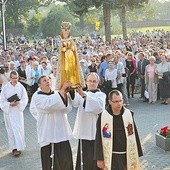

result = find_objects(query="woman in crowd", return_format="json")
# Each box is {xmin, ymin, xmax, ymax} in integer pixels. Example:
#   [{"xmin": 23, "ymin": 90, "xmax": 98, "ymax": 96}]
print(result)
[
  {"xmin": 104, "ymin": 60, "xmax": 117, "ymax": 97},
  {"xmin": 17, "ymin": 60, "xmax": 27, "ymax": 89},
  {"xmin": 0, "ymin": 63, "xmax": 10, "ymax": 92},
  {"xmin": 145, "ymin": 56, "xmax": 158, "ymax": 103},
  {"xmin": 125, "ymin": 52, "xmax": 136, "ymax": 98},
  {"xmin": 31, "ymin": 61, "xmax": 41, "ymax": 93},
  {"xmin": 155, "ymin": 54, "xmax": 170, "ymax": 104}
]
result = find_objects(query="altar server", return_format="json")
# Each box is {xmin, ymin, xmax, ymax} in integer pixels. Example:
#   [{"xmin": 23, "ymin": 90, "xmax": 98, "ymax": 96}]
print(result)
[
  {"xmin": 0, "ymin": 71, "xmax": 28, "ymax": 156},
  {"xmin": 72, "ymin": 72, "xmax": 106, "ymax": 170},
  {"xmin": 30, "ymin": 75, "xmax": 73, "ymax": 170}
]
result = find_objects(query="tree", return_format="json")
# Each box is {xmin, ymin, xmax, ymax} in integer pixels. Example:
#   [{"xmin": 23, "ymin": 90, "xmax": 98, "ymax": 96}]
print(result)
[
  {"xmin": 5, "ymin": 0, "xmax": 49, "ymax": 28},
  {"xmin": 92, "ymin": 0, "xmax": 115, "ymax": 43},
  {"xmin": 66, "ymin": 0, "xmax": 91, "ymax": 34},
  {"xmin": 102, "ymin": 2, "xmax": 112, "ymax": 43},
  {"xmin": 27, "ymin": 13, "xmax": 43, "ymax": 35},
  {"xmin": 114, "ymin": 0, "xmax": 149, "ymax": 39},
  {"xmin": 40, "ymin": 5, "xmax": 76, "ymax": 37}
]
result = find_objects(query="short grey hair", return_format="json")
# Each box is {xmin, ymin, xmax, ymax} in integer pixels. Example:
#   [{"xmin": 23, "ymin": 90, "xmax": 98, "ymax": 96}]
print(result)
[{"xmin": 149, "ymin": 56, "xmax": 156, "ymax": 61}]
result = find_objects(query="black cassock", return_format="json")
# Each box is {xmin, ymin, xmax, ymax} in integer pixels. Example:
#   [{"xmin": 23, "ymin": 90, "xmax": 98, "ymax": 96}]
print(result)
[{"xmin": 94, "ymin": 106, "xmax": 143, "ymax": 170}]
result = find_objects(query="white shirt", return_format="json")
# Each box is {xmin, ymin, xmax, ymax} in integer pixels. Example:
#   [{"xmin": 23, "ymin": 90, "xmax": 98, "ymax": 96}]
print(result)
[
  {"xmin": 105, "ymin": 68, "xmax": 118, "ymax": 88},
  {"xmin": 30, "ymin": 91, "xmax": 73, "ymax": 147},
  {"xmin": 115, "ymin": 62, "xmax": 125, "ymax": 84},
  {"xmin": 72, "ymin": 91, "xmax": 106, "ymax": 140}
]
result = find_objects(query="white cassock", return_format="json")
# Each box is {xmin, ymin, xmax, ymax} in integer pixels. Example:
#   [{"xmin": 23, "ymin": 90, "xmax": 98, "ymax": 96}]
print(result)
[
  {"xmin": 29, "ymin": 91, "xmax": 73, "ymax": 147},
  {"xmin": 72, "ymin": 90, "xmax": 106, "ymax": 140},
  {"xmin": 0, "ymin": 82, "xmax": 28, "ymax": 150}
]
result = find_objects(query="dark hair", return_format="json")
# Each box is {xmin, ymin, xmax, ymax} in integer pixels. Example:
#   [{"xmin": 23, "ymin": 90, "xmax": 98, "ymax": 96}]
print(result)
[
  {"xmin": 108, "ymin": 90, "xmax": 122, "ymax": 100},
  {"xmin": 28, "ymin": 57, "xmax": 33, "ymax": 62},
  {"xmin": 153, "ymin": 51, "xmax": 158, "ymax": 57},
  {"xmin": 10, "ymin": 71, "xmax": 18, "ymax": 78},
  {"xmin": 41, "ymin": 61, "xmax": 47, "ymax": 66},
  {"xmin": 106, "ymin": 53, "xmax": 112, "ymax": 59},
  {"xmin": 101, "ymin": 56, "xmax": 105, "ymax": 62},
  {"xmin": 139, "ymin": 52, "xmax": 145, "ymax": 57},
  {"xmin": 38, "ymin": 75, "xmax": 48, "ymax": 84}
]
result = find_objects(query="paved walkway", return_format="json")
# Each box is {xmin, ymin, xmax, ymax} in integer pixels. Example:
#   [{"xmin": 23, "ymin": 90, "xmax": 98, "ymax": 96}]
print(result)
[{"xmin": 0, "ymin": 95, "xmax": 170, "ymax": 170}]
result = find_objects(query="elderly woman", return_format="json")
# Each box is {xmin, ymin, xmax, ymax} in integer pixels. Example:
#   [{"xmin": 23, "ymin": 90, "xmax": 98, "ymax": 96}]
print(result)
[
  {"xmin": 145, "ymin": 56, "xmax": 158, "ymax": 103},
  {"xmin": 155, "ymin": 54, "xmax": 170, "ymax": 104},
  {"xmin": 31, "ymin": 61, "xmax": 42, "ymax": 93}
]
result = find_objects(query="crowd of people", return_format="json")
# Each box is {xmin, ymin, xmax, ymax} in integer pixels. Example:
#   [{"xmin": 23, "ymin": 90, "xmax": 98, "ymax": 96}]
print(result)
[{"xmin": 0, "ymin": 27, "xmax": 170, "ymax": 169}]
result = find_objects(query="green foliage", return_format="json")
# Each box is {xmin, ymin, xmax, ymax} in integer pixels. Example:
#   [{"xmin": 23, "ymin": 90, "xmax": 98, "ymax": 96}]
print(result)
[
  {"xmin": 111, "ymin": 15, "xmax": 122, "ymax": 35},
  {"xmin": 40, "ymin": 5, "xmax": 76, "ymax": 37},
  {"xmin": 5, "ymin": 0, "xmax": 48, "ymax": 28},
  {"xmin": 27, "ymin": 13, "xmax": 43, "ymax": 35},
  {"xmin": 167, "ymin": 129, "xmax": 170, "ymax": 138}
]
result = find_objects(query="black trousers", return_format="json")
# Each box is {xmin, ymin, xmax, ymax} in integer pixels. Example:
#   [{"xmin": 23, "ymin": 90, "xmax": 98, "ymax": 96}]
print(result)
[
  {"xmin": 41, "ymin": 141, "xmax": 73, "ymax": 170},
  {"xmin": 140, "ymin": 78, "xmax": 145, "ymax": 98},
  {"xmin": 111, "ymin": 153, "xmax": 127, "ymax": 170},
  {"xmin": 117, "ymin": 83, "xmax": 123, "ymax": 93},
  {"xmin": 75, "ymin": 139, "xmax": 99, "ymax": 170}
]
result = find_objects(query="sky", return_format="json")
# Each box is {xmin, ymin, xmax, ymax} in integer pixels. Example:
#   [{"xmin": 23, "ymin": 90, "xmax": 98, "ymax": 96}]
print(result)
[{"xmin": 158, "ymin": 0, "xmax": 170, "ymax": 2}]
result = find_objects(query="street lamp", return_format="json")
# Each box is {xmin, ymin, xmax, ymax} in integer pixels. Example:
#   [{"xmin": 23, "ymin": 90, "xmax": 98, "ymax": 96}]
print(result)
[{"xmin": 0, "ymin": 0, "xmax": 8, "ymax": 51}]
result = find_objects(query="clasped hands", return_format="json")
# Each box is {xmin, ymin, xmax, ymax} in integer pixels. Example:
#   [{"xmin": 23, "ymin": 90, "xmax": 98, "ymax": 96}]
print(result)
[{"xmin": 10, "ymin": 101, "xmax": 19, "ymax": 107}]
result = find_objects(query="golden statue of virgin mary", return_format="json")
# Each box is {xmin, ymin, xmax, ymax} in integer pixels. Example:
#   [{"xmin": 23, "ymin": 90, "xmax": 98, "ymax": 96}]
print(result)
[{"xmin": 56, "ymin": 22, "xmax": 85, "ymax": 89}]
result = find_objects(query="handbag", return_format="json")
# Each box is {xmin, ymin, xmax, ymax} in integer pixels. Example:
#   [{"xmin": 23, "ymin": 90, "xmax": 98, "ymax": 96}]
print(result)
[
  {"xmin": 144, "ymin": 89, "xmax": 149, "ymax": 99},
  {"xmin": 26, "ymin": 78, "xmax": 34, "ymax": 86}
]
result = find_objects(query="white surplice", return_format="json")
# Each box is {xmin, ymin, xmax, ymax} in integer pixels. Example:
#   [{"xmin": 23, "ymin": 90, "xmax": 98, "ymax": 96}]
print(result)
[
  {"xmin": 29, "ymin": 91, "xmax": 73, "ymax": 147},
  {"xmin": 0, "ymin": 82, "xmax": 28, "ymax": 150},
  {"xmin": 72, "ymin": 91, "xmax": 106, "ymax": 140}
]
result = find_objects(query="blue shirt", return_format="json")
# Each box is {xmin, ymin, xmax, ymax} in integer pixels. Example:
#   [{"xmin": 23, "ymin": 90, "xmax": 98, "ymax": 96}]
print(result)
[{"xmin": 98, "ymin": 61, "xmax": 108, "ymax": 80}]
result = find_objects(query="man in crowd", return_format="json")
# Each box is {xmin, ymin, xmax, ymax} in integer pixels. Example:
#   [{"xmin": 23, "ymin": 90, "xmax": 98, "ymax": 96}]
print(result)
[
  {"xmin": 98, "ymin": 53, "xmax": 113, "ymax": 84},
  {"xmin": 137, "ymin": 52, "xmax": 149, "ymax": 100},
  {"xmin": 29, "ymin": 76, "xmax": 74, "ymax": 170},
  {"xmin": 0, "ymin": 71, "xmax": 28, "ymax": 156},
  {"xmin": 94, "ymin": 90, "xmax": 143, "ymax": 170}
]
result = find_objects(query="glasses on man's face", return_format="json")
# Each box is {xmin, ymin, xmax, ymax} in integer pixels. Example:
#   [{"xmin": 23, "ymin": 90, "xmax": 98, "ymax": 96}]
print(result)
[
  {"xmin": 110, "ymin": 100, "xmax": 123, "ymax": 104},
  {"xmin": 86, "ymin": 80, "xmax": 98, "ymax": 83},
  {"xmin": 11, "ymin": 77, "xmax": 18, "ymax": 79}
]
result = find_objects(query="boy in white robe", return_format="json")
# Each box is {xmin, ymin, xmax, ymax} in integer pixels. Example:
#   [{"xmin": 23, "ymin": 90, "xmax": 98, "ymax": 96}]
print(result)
[
  {"xmin": 30, "ymin": 75, "xmax": 74, "ymax": 170},
  {"xmin": 0, "ymin": 71, "xmax": 28, "ymax": 156}
]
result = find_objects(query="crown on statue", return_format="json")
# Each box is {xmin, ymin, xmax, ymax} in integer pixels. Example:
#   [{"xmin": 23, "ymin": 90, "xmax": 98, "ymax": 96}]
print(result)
[{"xmin": 61, "ymin": 22, "xmax": 71, "ymax": 31}]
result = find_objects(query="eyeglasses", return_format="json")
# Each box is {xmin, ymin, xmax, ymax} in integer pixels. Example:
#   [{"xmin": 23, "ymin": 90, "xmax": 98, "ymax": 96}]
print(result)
[
  {"xmin": 86, "ymin": 80, "xmax": 98, "ymax": 83},
  {"xmin": 110, "ymin": 100, "xmax": 123, "ymax": 103},
  {"xmin": 11, "ymin": 77, "xmax": 18, "ymax": 79}
]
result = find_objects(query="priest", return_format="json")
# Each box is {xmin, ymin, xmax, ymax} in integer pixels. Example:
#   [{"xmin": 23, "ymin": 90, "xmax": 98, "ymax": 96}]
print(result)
[{"xmin": 94, "ymin": 90, "xmax": 143, "ymax": 170}]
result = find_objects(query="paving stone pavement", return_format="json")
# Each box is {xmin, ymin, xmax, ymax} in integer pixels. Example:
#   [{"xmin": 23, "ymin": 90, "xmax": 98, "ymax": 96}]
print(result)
[{"xmin": 0, "ymin": 95, "xmax": 170, "ymax": 170}]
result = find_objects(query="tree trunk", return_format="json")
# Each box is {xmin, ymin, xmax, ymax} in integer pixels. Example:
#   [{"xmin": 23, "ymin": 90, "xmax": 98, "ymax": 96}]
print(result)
[
  {"xmin": 121, "ymin": 6, "xmax": 127, "ymax": 39},
  {"xmin": 103, "ymin": 3, "xmax": 111, "ymax": 43}
]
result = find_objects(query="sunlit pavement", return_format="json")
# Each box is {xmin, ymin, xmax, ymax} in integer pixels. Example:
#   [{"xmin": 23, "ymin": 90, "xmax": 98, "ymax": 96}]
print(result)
[{"xmin": 0, "ymin": 94, "xmax": 170, "ymax": 170}]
